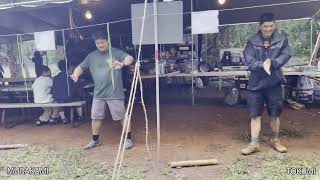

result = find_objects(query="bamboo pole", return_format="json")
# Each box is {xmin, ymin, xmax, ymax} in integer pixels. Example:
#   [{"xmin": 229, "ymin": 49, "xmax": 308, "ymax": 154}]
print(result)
[
  {"xmin": 169, "ymin": 159, "xmax": 219, "ymax": 168},
  {"xmin": 309, "ymin": 31, "xmax": 320, "ymax": 65},
  {"xmin": 0, "ymin": 144, "xmax": 27, "ymax": 150}
]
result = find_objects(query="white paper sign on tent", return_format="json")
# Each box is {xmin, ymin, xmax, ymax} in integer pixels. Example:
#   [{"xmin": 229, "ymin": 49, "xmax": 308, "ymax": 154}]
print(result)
[
  {"xmin": 192, "ymin": 10, "xmax": 219, "ymax": 35},
  {"xmin": 34, "ymin": 31, "xmax": 56, "ymax": 51},
  {"xmin": 131, "ymin": 1, "xmax": 183, "ymax": 45}
]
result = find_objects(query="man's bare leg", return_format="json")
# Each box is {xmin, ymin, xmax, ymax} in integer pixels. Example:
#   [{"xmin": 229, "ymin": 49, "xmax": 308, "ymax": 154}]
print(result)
[
  {"xmin": 251, "ymin": 116, "xmax": 261, "ymax": 144},
  {"xmin": 84, "ymin": 119, "xmax": 103, "ymax": 150},
  {"xmin": 241, "ymin": 116, "xmax": 261, "ymax": 155},
  {"xmin": 120, "ymin": 119, "xmax": 133, "ymax": 149},
  {"xmin": 92, "ymin": 119, "xmax": 103, "ymax": 135},
  {"xmin": 120, "ymin": 119, "xmax": 131, "ymax": 133},
  {"xmin": 270, "ymin": 117, "xmax": 287, "ymax": 153},
  {"xmin": 270, "ymin": 117, "xmax": 280, "ymax": 139}
]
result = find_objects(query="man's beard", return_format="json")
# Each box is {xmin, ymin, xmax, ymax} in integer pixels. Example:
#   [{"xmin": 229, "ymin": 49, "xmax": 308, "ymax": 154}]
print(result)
[{"xmin": 98, "ymin": 47, "xmax": 108, "ymax": 52}]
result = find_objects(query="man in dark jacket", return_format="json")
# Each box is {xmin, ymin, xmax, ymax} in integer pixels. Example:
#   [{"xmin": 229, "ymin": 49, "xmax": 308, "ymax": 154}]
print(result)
[
  {"xmin": 52, "ymin": 60, "xmax": 77, "ymax": 103},
  {"xmin": 32, "ymin": 51, "xmax": 43, "ymax": 77},
  {"xmin": 0, "ymin": 65, "xmax": 3, "ymax": 78},
  {"xmin": 52, "ymin": 60, "xmax": 83, "ymax": 124},
  {"xmin": 241, "ymin": 13, "xmax": 293, "ymax": 155}
]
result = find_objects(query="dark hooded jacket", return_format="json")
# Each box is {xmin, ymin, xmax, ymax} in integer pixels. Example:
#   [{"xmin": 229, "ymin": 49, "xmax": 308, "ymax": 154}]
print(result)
[{"xmin": 244, "ymin": 30, "xmax": 294, "ymax": 91}]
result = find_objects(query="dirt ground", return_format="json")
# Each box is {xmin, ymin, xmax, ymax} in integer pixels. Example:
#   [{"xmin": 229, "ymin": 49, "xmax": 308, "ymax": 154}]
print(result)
[{"xmin": 1, "ymin": 103, "xmax": 320, "ymax": 179}]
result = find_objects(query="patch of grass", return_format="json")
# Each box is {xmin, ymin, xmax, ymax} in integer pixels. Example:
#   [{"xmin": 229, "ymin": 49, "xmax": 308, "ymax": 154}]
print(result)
[
  {"xmin": 220, "ymin": 153, "xmax": 320, "ymax": 180},
  {"xmin": 280, "ymin": 127, "xmax": 304, "ymax": 138},
  {"xmin": 239, "ymin": 125, "xmax": 304, "ymax": 143},
  {"xmin": 239, "ymin": 131, "xmax": 272, "ymax": 143},
  {"xmin": 0, "ymin": 146, "xmax": 145, "ymax": 180}
]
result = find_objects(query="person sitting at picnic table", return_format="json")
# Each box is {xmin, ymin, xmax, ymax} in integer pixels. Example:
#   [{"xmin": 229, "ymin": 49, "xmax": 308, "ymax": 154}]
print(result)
[
  {"xmin": 52, "ymin": 60, "xmax": 83, "ymax": 124},
  {"xmin": 165, "ymin": 45, "xmax": 180, "ymax": 61},
  {"xmin": 0, "ymin": 65, "xmax": 4, "ymax": 78},
  {"xmin": 32, "ymin": 65, "xmax": 66, "ymax": 126},
  {"xmin": 0, "ymin": 65, "xmax": 4, "ymax": 86}
]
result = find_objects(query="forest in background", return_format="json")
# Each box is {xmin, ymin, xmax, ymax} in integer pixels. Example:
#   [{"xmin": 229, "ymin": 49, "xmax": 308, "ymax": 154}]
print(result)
[{"xmin": 201, "ymin": 18, "xmax": 314, "ymax": 67}]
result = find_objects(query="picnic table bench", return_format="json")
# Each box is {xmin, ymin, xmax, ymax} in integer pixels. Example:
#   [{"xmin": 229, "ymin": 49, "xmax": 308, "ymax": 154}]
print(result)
[
  {"xmin": 0, "ymin": 86, "xmax": 33, "ymax": 92},
  {"xmin": 0, "ymin": 101, "xmax": 86, "ymax": 128}
]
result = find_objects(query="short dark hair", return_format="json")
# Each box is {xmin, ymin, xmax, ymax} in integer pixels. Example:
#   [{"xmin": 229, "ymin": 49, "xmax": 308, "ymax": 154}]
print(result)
[
  {"xmin": 92, "ymin": 31, "xmax": 108, "ymax": 41},
  {"xmin": 259, "ymin": 13, "xmax": 276, "ymax": 25},
  {"xmin": 34, "ymin": 51, "xmax": 41, "ymax": 57},
  {"xmin": 58, "ymin": 60, "xmax": 68, "ymax": 71},
  {"xmin": 40, "ymin": 65, "xmax": 50, "ymax": 74}
]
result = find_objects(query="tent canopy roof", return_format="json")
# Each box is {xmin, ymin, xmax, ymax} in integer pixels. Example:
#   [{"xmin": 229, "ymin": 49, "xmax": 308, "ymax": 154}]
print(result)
[{"xmin": 0, "ymin": 0, "xmax": 319, "ymax": 37}]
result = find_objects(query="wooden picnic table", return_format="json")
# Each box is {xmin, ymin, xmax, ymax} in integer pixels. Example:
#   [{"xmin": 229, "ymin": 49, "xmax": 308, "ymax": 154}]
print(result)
[
  {"xmin": 0, "ymin": 85, "xmax": 33, "ymax": 92},
  {"xmin": 140, "ymin": 71, "xmax": 320, "ymax": 79},
  {"xmin": 0, "ymin": 101, "xmax": 87, "ymax": 128},
  {"xmin": 0, "ymin": 78, "xmax": 35, "ymax": 83}
]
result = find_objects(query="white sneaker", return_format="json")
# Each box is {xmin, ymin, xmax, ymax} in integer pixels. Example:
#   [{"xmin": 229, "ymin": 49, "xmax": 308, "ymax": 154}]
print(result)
[
  {"xmin": 84, "ymin": 140, "xmax": 101, "ymax": 150},
  {"xmin": 124, "ymin": 139, "xmax": 134, "ymax": 150}
]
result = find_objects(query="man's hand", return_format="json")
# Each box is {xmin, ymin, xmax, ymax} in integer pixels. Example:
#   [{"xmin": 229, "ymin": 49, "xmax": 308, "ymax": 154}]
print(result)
[
  {"xmin": 112, "ymin": 59, "xmax": 124, "ymax": 70},
  {"xmin": 70, "ymin": 66, "xmax": 83, "ymax": 82},
  {"xmin": 263, "ymin": 58, "xmax": 271, "ymax": 75},
  {"xmin": 70, "ymin": 74, "xmax": 79, "ymax": 82}
]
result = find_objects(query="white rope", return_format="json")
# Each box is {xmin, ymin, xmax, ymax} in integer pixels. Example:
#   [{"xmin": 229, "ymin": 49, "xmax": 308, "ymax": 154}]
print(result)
[
  {"xmin": 219, "ymin": 17, "xmax": 311, "ymax": 27},
  {"xmin": 0, "ymin": 0, "xmax": 72, "ymax": 9},
  {"xmin": 220, "ymin": 0, "xmax": 320, "ymax": 11},
  {"xmin": 0, "ymin": 16, "xmax": 312, "ymax": 38},
  {"xmin": 138, "ymin": 72, "xmax": 152, "ymax": 161},
  {"xmin": 111, "ymin": 0, "xmax": 150, "ymax": 179},
  {"xmin": 0, "ymin": 0, "xmax": 317, "ymax": 10},
  {"xmin": 115, "ymin": 65, "xmax": 139, "ymax": 180},
  {"xmin": 62, "ymin": 30, "xmax": 70, "ymax": 96}
]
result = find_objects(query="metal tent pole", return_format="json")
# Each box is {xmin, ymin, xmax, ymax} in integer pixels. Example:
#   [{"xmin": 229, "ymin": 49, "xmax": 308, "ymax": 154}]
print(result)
[
  {"xmin": 153, "ymin": 0, "xmax": 161, "ymax": 178},
  {"xmin": 191, "ymin": 0, "xmax": 195, "ymax": 105}
]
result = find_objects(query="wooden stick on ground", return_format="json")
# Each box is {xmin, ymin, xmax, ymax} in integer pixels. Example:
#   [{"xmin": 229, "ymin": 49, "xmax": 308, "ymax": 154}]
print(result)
[
  {"xmin": 0, "ymin": 144, "xmax": 27, "ymax": 150},
  {"xmin": 169, "ymin": 159, "xmax": 218, "ymax": 168}
]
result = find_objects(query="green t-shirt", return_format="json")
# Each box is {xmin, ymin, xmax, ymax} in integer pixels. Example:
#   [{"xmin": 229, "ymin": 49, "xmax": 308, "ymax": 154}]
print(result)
[{"xmin": 79, "ymin": 48, "xmax": 129, "ymax": 100}]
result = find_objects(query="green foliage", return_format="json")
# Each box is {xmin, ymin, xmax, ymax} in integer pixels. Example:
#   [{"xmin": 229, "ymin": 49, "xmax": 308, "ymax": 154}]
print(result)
[
  {"xmin": 0, "ymin": 146, "xmax": 145, "ymax": 180},
  {"xmin": 220, "ymin": 20, "xmax": 311, "ymax": 57},
  {"xmin": 219, "ymin": 24, "xmax": 258, "ymax": 49},
  {"xmin": 203, "ymin": 19, "xmax": 313, "ymax": 66},
  {"xmin": 221, "ymin": 153, "xmax": 320, "ymax": 180},
  {"xmin": 279, "ymin": 20, "xmax": 311, "ymax": 57}
]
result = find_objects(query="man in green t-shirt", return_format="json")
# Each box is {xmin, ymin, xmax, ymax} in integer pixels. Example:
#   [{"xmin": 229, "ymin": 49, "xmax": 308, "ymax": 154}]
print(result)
[{"xmin": 71, "ymin": 31, "xmax": 134, "ymax": 150}]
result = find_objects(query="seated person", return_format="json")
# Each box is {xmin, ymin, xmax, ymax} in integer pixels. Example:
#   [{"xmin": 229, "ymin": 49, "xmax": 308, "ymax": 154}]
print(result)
[
  {"xmin": 165, "ymin": 46, "xmax": 180, "ymax": 60},
  {"xmin": 0, "ymin": 65, "xmax": 3, "ymax": 86},
  {"xmin": 0, "ymin": 65, "xmax": 3, "ymax": 78},
  {"xmin": 32, "ymin": 65, "xmax": 65, "ymax": 126},
  {"xmin": 165, "ymin": 46, "xmax": 180, "ymax": 73},
  {"xmin": 52, "ymin": 60, "xmax": 83, "ymax": 124}
]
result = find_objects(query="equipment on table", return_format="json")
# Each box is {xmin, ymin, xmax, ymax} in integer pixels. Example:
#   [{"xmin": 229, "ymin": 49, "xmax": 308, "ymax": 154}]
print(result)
[
  {"xmin": 312, "ymin": 79, "xmax": 320, "ymax": 101},
  {"xmin": 295, "ymin": 76, "xmax": 314, "ymax": 104},
  {"xmin": 177, "ymin": 59, "xmax": 198, "ymax": 73},
  {"xmin": 224, "ymin": 88, "xmax": 240, "ymax": 106},
  {"xmin": 221, "ymin": 51, "xmax": 232, "ymax": 66},
  {"xmin": 221, "ymin": 49, "xmax": 244, "ymax": 66},
  {"xmin": 199, "ymin": 61, "xmax": 211, "ymax": 72}
]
